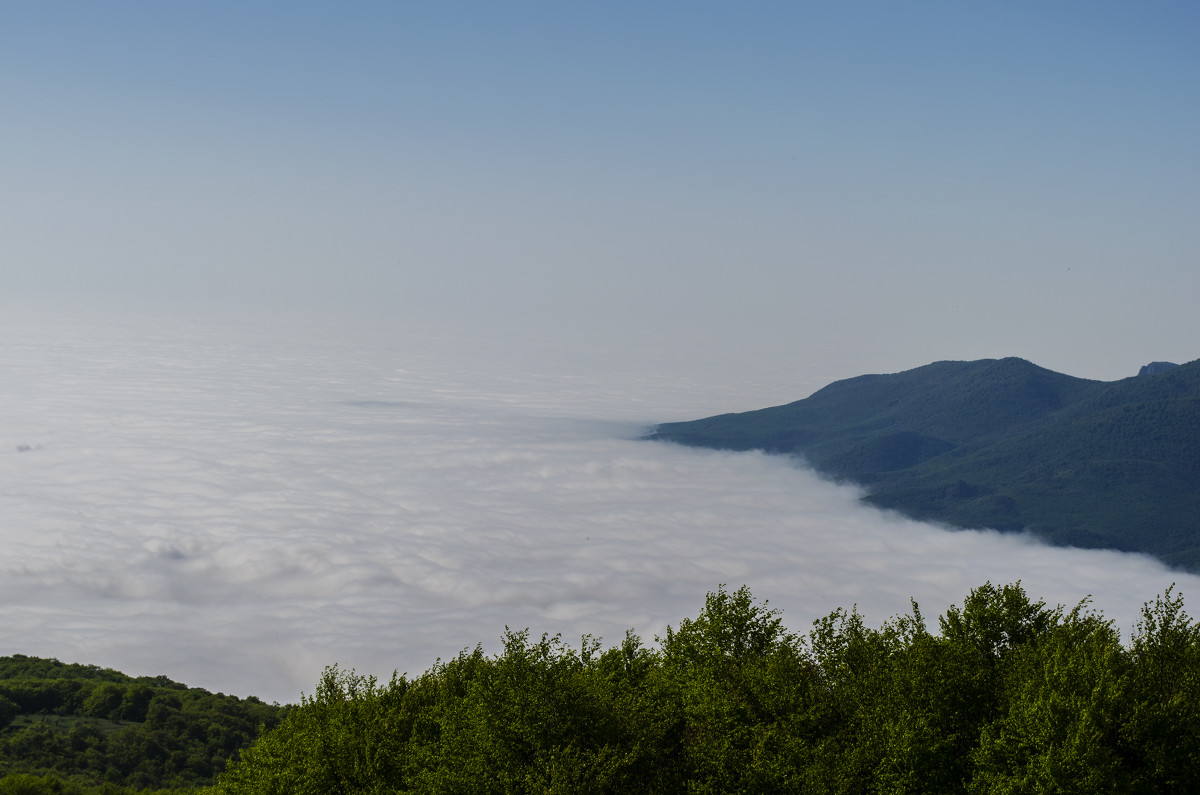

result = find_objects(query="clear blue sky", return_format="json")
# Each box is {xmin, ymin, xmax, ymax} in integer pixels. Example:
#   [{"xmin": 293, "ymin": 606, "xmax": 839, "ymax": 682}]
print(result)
[{"xmin": 3, "ymin": 1, "xmax": 1197, "ymax": 379}]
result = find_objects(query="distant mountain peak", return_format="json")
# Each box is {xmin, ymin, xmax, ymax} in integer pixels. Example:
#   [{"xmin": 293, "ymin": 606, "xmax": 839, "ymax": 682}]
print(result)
[
  {"xmin": 649, "ymin": 356, "xmax": 1200, "ymax": 571},
  {"xmin": 1138, "ymin": 361, "xmax": 1179, "ymax": 377}
]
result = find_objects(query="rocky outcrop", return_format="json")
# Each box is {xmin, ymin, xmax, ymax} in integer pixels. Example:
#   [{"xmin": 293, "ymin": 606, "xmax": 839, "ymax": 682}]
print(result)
[{"xmin": 1138, "ymin": 361, "xmax": 1180, "ymax": 376}]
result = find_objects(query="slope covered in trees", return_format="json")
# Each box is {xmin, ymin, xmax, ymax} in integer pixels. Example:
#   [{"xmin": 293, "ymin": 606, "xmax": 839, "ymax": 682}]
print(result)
[
  {"xmin": 213, "ymin": 583, "xmax": 1200, "ymax": 793},
  {"xmin": 647, "ymin": 357, "xmax": 1200, "ymax": 569},
  {"xmin": 0, "ymin": 656, "xmax": 285, "ymax": 793}
]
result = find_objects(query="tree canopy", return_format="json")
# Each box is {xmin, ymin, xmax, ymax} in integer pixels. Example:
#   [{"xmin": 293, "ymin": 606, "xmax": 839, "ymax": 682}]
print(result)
[{"xmin": 214, "ymin": 582, "xmax": 1200, "ymax": 793}]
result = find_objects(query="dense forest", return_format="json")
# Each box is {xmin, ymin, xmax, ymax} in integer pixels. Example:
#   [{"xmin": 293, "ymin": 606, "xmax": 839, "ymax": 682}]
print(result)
[
  {"xmin": 209, "ymin": 582, "xmax": 1200, "ymax": 793},
  {"xmin": 0, "ymin": 657, "xmax": 285, "ymax": 793},
  {"xmin": 648, "ymin": 357, "xmax": 1200, "ymax": 570}
]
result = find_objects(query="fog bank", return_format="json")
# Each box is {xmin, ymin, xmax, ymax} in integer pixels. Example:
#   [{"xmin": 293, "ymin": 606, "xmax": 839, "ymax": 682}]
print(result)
[{"xmin": 1, "ymin": 300, "xmax": 1192, "ymax": 703}]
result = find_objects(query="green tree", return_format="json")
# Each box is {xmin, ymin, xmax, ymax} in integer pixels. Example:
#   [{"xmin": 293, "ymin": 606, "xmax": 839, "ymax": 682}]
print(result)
[
  {"xmin": 213, "ymin": 664, "xmax": 408, "ymax": 794},
  {"xmin": 1121, "ymin": 586, "xmax": 1200, "ymax": 791},
  {"xmin": 81, "ymin": 684, "xmax": 124, "ymax": 720},
  {"xmin": 0, "ymin": 694, "xmax": 19, "ymax": 730},
  {"xmin": 939, "ymin": 581, "xmax": 1057, "ymax": 663},
  {"xmin": 659, "ymin": 585, "xmax": 818, "ymax": 793},
  {"xmin": 114, "ymin": 685, "xmax": 153, "ymax": 723},
  {"xmin": 969, "ymin": 601, "xmax": 1127, "ymax": 793}
]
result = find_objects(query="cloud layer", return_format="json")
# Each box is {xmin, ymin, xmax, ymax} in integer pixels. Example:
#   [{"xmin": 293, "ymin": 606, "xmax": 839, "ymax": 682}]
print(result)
[{"xmin": 1, "ymin": 300, "xmax": 1193, "ymax": 703}]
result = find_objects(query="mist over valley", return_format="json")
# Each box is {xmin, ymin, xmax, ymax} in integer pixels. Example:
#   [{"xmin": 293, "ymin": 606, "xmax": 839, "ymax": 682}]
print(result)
[{"xmin": 2, "ymin": 301, "xmax": 1194, "ymax": 705}]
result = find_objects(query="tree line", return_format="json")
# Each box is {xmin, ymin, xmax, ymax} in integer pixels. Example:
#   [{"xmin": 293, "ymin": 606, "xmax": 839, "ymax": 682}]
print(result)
[{"xmin": 213, "ymin": 582, "xmax": 1200, "ymax": 793}]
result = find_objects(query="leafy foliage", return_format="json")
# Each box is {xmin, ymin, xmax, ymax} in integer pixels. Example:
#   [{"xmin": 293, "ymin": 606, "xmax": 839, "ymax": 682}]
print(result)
[
  {"xmin": 215, "ymin": 583, "xmax": 1200, "ymax": 793},
  {"xmin": 648, "ymin": 357, "xmax": 1200, "ymax": 570},
  {"xmin": 0, "ymin": 656, "xmax": 285, "ymax": 793}
]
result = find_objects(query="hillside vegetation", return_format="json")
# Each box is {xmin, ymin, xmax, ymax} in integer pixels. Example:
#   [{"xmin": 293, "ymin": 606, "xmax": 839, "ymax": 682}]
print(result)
[
  {"xmin": 0, "ymin": 656, "xmax": 285, "ymax": 793},
  {"xmin": 211, "ymin": 583, "xmax": 1200, "ymax": 793},
  {"xmin": 647, "ymin": 357, "xmax": 1200, "ymax": 570}
]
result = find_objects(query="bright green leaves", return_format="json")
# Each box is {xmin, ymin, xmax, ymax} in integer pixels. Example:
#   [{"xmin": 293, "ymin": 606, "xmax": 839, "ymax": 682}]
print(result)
[
  {"xmin": 214, "ymin": 665, "xmax": 412, "ymax": 795},
  {"xmin": 214, "ymin": 583, "xmax": 1200, "ymax": 794},
  {"xmin": 1122, "ymin": 585, "xmax": 1200, "ymax": 790},
  {"xmin": 940, "ymin": 581, "xmax": 1057, "ymax": 663},
  {"xmin": 658, "ymin": 587, "xmax": 817, "ymax": 793},
  {"xmin": 661, "ymin": 585, "xmax": 794, "ymax": 667},
  {"xmin": 970, "ymin": 604, "xmax": 1127, "ymax": 793},
  {"xmin": 80, "ymin": 683, "xmax": 124, "ymax": 720}
]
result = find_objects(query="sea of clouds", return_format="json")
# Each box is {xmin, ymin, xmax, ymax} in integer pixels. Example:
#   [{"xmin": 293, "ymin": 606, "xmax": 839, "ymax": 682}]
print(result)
[{"xmin": 1, "ymin": 299, "xmax": 1194, "ymax": 704}]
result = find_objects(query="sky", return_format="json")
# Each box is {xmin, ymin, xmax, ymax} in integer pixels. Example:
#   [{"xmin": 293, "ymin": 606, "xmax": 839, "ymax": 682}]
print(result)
[
  {"xmin": 1, "ymin": 3, "xmax": 1199, "ymax": 702},
  {"xmin": 3, "ymin": 1, "xmax": 1197, "ymax": 379}
]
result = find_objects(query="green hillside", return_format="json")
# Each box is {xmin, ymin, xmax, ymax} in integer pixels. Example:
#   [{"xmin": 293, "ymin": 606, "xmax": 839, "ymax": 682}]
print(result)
[
  {"xmin": 647, "ymin": 357, "xmax": 1200, "ymax": 570},
  {"xmin": 0, "ymin": 655, "xmax": 286, "ymax": 793}
]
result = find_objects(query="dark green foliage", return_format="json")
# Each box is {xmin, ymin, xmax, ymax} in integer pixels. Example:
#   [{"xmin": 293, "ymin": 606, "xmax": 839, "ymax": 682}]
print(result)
[
  {"xmin": 0, "ymin": 700, "xmax": 18, "ymax": 733},
  {"xmin": 215, "ymin": 583, "xmax": 1200, "ymax": 794},
  {"xmin": 0, "ymin": 771, "xmax": 180, "ymax": 794},
  {"xmin": 647, "ymin": 356, "xmax": 1200, "ymax": 570},
  {"xmin": 0, "ymin": 656, "xmax": 285, "ymax": 792}
]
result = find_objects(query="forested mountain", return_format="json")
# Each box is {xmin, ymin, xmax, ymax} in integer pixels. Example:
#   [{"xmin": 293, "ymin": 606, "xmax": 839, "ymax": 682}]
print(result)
[
  {"xmin": 211, "ymin": 583, "xmax": 1200, "ymax": 793},
  {"xmin": 647, "ymin": 357, "xmax": 1200, "ymax": 570},
  {"xmin": 0, "ymin": 656, "xmax": 285, "ymax": 793}
]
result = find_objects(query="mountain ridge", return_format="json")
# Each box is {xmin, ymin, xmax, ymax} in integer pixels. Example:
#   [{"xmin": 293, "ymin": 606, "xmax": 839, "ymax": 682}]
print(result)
[{"xmin": 647, "ymin": 358, "xmax": 1200, "ymax": 570}]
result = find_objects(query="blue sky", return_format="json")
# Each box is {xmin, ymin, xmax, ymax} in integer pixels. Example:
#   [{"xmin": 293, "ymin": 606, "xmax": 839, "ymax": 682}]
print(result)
[{"xmin": 3, "ymin": 2, "xmax": 1198, "ymax": 379}]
